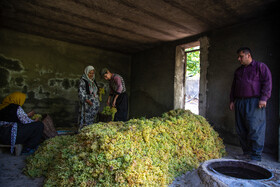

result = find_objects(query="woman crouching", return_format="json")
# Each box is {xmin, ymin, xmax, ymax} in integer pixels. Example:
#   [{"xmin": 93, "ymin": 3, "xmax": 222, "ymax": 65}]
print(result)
[{"xmin": 0, "ymin": 92, "xmax": 44, "ymax": 155}]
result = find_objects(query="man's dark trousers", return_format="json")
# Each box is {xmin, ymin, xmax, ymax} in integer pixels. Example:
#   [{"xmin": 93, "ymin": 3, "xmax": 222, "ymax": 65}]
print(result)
[{"xmin": 235, "ymin": 97, "xmax": 266, "ymax": 161}]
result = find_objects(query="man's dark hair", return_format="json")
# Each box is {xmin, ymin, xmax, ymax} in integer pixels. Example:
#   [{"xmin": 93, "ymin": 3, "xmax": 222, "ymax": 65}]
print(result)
[
  {"xmin": 237, "ymin": 47, "xmax": 252, "ymax": 56},
  {"xmin": 100, "ymin": 68, "xmax": 109, "ymax": 77}
]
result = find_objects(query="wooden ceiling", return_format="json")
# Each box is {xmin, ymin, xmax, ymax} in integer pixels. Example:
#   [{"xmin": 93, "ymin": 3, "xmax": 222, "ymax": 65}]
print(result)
[{"xmin": 0, "ymin": 0, "xmax": 277, "ymax": 54}]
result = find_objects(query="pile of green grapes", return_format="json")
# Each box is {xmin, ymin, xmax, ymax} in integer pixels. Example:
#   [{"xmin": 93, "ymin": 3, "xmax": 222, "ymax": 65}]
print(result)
[{"xmin": 25, "ymin": 109, "xmax": 225, "ymax": 186}]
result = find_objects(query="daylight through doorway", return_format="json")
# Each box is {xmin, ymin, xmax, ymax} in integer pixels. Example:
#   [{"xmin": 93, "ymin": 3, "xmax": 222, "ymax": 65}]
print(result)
[{"xmin": 184, "ymin": 46, "xmax": 200, "ymax": 114}]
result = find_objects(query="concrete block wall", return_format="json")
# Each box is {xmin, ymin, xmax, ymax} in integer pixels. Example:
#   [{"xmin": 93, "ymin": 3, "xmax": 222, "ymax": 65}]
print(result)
[
  {"xmin": 206, "ymin": 17, "xmax": 279, "ymax": 154},
  {"xmin": 130, "ymin": 16, "xmax": 279, "ymax": 154}
]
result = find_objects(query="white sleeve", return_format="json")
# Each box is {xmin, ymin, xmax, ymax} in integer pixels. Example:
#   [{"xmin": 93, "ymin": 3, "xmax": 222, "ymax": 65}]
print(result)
[{"xmin": 16, "ymin": 106, "xmax": 34, "ymax": 124}]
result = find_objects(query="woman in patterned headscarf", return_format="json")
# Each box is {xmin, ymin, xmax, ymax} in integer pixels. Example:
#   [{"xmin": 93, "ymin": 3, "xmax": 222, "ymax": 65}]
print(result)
[
  {"xmin": 0, "ymin": 92, "xmax": 44, "ymax": 155},
  {"xmin": 78, "ymin": 65, "xmax": 100, "ymax": 128}
]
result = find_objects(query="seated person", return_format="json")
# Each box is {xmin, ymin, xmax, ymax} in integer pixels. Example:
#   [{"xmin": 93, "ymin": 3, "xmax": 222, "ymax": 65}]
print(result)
[{"xmin": 0, "ymin": 92, "xmax": 44, "ymax": 155}]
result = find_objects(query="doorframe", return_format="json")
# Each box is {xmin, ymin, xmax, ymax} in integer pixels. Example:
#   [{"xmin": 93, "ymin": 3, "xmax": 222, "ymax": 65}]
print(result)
[
  {"xmin": 174, "ymin": 36, "xmax": 209, "ymax": 117},
  {"xmin": 279, "ymin": 80, "xmax": 280, "ymax": 162}
]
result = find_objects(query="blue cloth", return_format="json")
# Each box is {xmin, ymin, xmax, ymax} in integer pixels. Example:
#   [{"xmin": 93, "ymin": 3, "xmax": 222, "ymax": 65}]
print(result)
[
  {"xmin": 0, "ymin": 106, "xmax": 34, "ymax": 154},
  {"xmin": 0, "ymin": 121, "xmax": 17, "ymax": 153},
  {"xmin": 235, "ymin": 97, "xmax": 266, "ymax": 160}
]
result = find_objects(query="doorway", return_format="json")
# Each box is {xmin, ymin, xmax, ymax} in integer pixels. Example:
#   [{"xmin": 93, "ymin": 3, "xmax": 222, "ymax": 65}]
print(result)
[
  {"xmin": 184, "ymin": 46, "xmax": 200, "ymax": 114},
  {"xmin": 174, "ymin": 37, "xmax": 209, "ymax": 117}
]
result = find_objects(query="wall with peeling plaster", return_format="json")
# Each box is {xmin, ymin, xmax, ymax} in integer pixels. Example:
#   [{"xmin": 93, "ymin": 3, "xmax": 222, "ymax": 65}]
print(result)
[{"xmin": 0, "ymin": 29, "xmax": 131, "ymax": 127}]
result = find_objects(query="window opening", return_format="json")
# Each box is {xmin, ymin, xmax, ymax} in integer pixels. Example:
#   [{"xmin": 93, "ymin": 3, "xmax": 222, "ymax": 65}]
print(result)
[{"xmin": 184, "ymin": 46, "xmax": 200, "ymax": 114}]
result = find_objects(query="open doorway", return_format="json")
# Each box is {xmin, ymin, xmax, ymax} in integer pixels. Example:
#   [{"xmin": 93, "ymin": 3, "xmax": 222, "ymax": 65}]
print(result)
[
  {"xmin": 184, "ymin": 46, "xmax": 200, "ymax": 114},
  {"xmin": 174, "ymin": 37, "xmax": 209, "ymax": 117}
]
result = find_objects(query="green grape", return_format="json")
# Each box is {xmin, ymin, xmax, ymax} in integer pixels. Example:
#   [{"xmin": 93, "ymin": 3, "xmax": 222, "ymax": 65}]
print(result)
[
  {"xmin": 24, "ymin": 109, "xmax": 226, "ymax": 186},
  {"xmin": 101, "ymin": 106, "xmax": 117, "ymax": 120},
  {"xmin": 31, "ymin": 114, "xmax": 42, "ymax": 120}
]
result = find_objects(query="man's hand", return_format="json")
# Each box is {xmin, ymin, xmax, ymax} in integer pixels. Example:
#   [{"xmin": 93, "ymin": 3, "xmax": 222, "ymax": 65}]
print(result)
[
  {"xmin": 229, "ymin": 102, "xmax": 234, "ymax": 111},
  {"xmin": 259, "ymin": 100, "xmax": 267, "ymax": 108}
]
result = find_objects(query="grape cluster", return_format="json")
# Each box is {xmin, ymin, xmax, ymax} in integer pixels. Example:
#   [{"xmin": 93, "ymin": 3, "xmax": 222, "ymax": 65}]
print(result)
[
  {"xmin": 25, "ymin": 109, "xmax": 225, "ymax": 186},
  {"xmin": 31, "ymin": 114, "xmax": 42, "ymax": 120},
  {"xmin": 101, "ymin": 106, "xmax": 117, "ymax": 121},
  {"xmin": 98, "ymin": 88, "xmax": 105, "ymax": 101}
]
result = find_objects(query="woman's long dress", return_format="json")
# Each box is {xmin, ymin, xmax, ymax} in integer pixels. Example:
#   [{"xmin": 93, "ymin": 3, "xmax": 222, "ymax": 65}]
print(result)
[{"xmin": 78, "ymin": 78, "xmax": 100, "ymax": 127}]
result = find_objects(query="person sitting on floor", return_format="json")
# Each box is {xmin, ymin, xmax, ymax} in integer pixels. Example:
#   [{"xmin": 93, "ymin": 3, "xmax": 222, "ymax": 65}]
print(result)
[{"xmin": 0, "ymin": 92, "xmax": 44, "ymax": 155}]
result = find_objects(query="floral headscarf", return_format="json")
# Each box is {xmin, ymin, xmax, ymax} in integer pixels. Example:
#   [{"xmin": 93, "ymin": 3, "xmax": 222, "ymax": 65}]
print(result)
[
  {"xmin": 0, "ymin": 92, "xmax": 26, "ymax": 110},
  {"xmin": 82, "ymin": 65, "xmax": 97, "ymax": 94}
]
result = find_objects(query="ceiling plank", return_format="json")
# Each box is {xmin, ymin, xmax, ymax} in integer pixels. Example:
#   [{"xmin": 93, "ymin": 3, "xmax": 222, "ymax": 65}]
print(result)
[
  {"xmin": 22, "ymin": 0, "xmax": 181, "ymax": 40},
  {"xmin": 0, "ymin": 0, "xmax": 278, "ymax": 54},
  {"xmin": 1, "ymin": 17, "xmax": 144, "ymax": 53},
  {"xmin": 2, "ymin": 8, "xmax": 157, "ymax": 46},
  {"xmin": 1, "ymin": 0, "xmax": 162, "ymax": 43},
  {"xmin": 116, "ymin": 0, "xmax": 204, "ymax": 32}
]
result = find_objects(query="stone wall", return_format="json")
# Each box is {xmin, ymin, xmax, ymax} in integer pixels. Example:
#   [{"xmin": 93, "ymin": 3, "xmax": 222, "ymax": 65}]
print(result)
[{"xmin": 0, "ymin": 29, "xmax": 131, "ymax": 127}]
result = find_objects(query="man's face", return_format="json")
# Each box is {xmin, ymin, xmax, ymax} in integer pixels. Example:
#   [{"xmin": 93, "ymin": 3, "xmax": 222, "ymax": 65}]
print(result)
[
  {"xmin": 237, "ymin": 51, "xmax": 251, "ymax": 66},
  {"xmin": 103, "ymin": 73, "xmax": 111, "ymax": 80}
]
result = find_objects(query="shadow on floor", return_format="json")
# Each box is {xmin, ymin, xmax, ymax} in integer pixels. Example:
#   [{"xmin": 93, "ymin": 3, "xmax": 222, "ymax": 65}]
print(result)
[{"xmin": 224, "ymin": 144, "xmax": 280, "ymax": 171}]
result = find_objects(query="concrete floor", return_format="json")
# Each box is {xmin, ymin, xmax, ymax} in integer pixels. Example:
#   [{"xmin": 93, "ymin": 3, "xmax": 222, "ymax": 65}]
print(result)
[
  {"xmin": 223, "ymin": 144, "xmax": 280, "ymax": 171},
  {"xmin": 170, "ymin": 144, "xmax": 280, "ymax": 186},
  {"xmin": 0, "ymin": 150, "xmax": 44, "ymax": 187},
  {"xmin": 0, "ymin": 144, "xmax": 279, "ymax": 187}
]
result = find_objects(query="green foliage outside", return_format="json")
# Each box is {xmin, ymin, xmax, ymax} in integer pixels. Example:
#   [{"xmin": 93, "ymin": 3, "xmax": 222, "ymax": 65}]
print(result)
[{"xmin": 185, "ymin": 46, "xmax": 200, "ymax": 77}]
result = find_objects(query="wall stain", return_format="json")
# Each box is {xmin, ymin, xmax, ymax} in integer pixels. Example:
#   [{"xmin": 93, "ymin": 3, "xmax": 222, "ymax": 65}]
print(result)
[
  {"xmin": 0, "ymin": 54, "xmax": 23, "ymax": 71},
  {"xmin": 49, "ymin": 79, "xmax": 56, "ymax": 86},
  {"xmin": 48, "ymin": 78, "xmax": 79, "ymax": 90},
  {"xmin": 62, "ymin": 79, "xmax": 70, "ymax": 90},
  {"xmin": 27, "ymin": 91, "xmax": 35, "ymax": 100},
  {"xmin": 0, "ymin": 29, "xmax": 131, "ymax": 128},
  {"xmin": 15, "ymin": 77, "xmax": 24, "ymax": 87},
  {"xmin": 22, "ymin": 86, "xmax": 28, "ymax": 93},
  {"xmin": 0, "ymin": 68, "xmax": 9, "ymax": 87}
]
